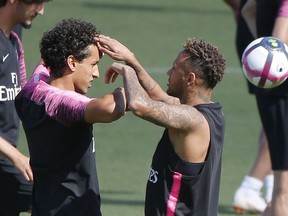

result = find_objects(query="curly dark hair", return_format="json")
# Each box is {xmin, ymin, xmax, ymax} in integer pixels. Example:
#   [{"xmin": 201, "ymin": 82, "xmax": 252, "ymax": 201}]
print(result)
[
  {"xmin": 40, "ymin": 18, "xmax": 100, "ymax": 78},
  {"xmin": 182, "ymin": 38, "xmax": 226, "ymax": 89},
  {"xmin": 0, "ymin": 0, "xmax": 51, "ymax": 7}
]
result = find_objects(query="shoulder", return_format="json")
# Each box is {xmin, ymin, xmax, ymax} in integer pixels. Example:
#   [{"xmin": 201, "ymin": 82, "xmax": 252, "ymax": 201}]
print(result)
[
  {"xmin": 10, "ymin": 31, "xmax": 23, "ymax": 51},
  {"xmin": 195, "ymin": 103, "xmax": 224, "ymax": 123},
  {"xmin": 17, "ymin": 65, "xmax": 92, "ymax": 124},
  {"xmin": 16, "ymin": 64, "xmax": 50, "ymax": 99}
]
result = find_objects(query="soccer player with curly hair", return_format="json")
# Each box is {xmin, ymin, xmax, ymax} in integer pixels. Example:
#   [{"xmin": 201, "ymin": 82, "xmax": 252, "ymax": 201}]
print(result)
[
  {"xmin": 98, "ymin": 35, "xmax": 226, "ymax": 216},
  {"xmin": 15, "ymin": 18, "xmax": 127, "ymax": 216}
]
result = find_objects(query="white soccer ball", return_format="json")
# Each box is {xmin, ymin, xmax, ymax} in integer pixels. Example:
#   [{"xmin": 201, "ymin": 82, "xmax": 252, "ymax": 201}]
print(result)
[{"xmin": 241, "ymin": 37, "xmax": 288, "ymax": 88}]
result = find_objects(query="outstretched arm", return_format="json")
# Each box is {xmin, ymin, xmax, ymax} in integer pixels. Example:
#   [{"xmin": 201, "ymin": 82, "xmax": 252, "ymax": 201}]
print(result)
[
  {"xmin": 84, "ymin": 87, "xmax": 127, "ymax": 123},
  {"xmin": 106, "ymin": 63, "xmax": 203, "ymax": 130},
  {"xmin": 97, "ymin": 35, "xmax": 178, "ymax": 105}
]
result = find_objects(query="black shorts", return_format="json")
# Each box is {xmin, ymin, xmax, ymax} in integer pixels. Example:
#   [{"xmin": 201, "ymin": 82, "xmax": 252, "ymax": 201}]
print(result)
[
  {"xmin": 0, "ymin": 157, "xmax": 32, "ymax": 213},
  {"xmin": 256, "ymin": 95, "xmax": 288, "ymax": 170}
]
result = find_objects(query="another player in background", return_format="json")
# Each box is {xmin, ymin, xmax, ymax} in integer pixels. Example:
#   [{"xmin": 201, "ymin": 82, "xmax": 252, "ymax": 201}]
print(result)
[
  {"xmin": 0, "ymin": 0, "xmax": 51, "ymax": 215},
  {"xmin": 253, "ymin": 0, "xmax": 288, "ymax": 215},
  {"xmin": 15, "ymin": 18, "xmax": 126, "ymax": 216},
  {"xmin": 97, "ymin": 35, "xmax": 226, "ymax": 216},
  {"xmin": 240, "ymin": 0, "xmax": 288, "ymax": 215},
  {"xmin": 224, "ymin": 0, "xmax": 274, "ymax": 213}
]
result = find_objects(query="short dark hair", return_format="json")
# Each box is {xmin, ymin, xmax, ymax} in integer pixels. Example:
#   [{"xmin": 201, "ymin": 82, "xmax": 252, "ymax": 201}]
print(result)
[
  {"xmin": 0, "ymin": 0, "xmax": 51, "ymax": 7},
  {"xmin": 183, "ymin": 38, "xmax": 226, "ymax": 89},
  {"xmin": 40, "ymin": 18, "xmax": 100, "ymax": 78}
]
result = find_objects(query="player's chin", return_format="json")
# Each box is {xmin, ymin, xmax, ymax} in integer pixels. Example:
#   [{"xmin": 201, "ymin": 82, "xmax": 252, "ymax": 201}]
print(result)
[
  {"xmin": 21, "ymin": 21, "xmax": 32, "ymax": 29},
  {"xmin": 85, "ymin": 85, "xmax": 91, "ymax": 93},
  {"xmin": 78, "ymin": 87, "xmax": 89, "ymax": 95}
]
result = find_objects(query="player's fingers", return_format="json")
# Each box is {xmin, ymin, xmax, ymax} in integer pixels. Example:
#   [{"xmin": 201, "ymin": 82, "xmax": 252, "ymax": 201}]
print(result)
[
  {"xmin": 98, "ymin": 34, "xmax": 110, "ymax": 41},
  {"xmin": 26, "ymin": 168, "xmax": 34, "ymax": 182},
  {"xmin": 22, "ymin": 170, "xmax": 31, "ymax": 183},
  {"xmin": 104, "ymin": 69, "xmax": 113, "ymax": 83},
  {"xmin": 111, "ymin": 73, "xmax": 119, "ymax": 83},
  {"xmin": 97, "ymin": 35, "xmax": 112, "ymax": 47},
  {"xmin": 101, "ymin": 48, "xmax": 116, "ymax": 58}
]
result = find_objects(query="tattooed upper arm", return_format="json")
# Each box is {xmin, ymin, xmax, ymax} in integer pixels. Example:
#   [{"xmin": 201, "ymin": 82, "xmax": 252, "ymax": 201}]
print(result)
[{"xmin": 139, "ymin": 100, "xmax": 204, "ymax": 130}]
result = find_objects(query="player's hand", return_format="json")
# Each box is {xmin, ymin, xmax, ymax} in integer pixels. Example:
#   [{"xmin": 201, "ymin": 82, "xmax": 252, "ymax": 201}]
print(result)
[
  {"xmin": 13, "ymin": 151, "xmax": 33, "ymax": 183},
  {"xmin": 113, "ymin": 87, "xmax": 127, "ymax": 114},
  {"xmin": 105, "ymin": 62, "xmax": 134, "ymax": 83},
  {"xmin": 96, "ymin": 35, "xmax": 135, "ymax": 63},
  {"xmin": 0, "ymin": 137, "xmax": 33, "ymax": 183},
  {"xmin": 105, "ymin": 62, "xmax": 125, "ymax": 83}
]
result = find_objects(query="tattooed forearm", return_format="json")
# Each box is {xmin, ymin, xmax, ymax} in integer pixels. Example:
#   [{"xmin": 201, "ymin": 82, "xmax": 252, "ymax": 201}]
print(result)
[
  {"xmin": 131, "ymin": 63, "xmax": 157, "ymax": 91},
  {"xmin": 122, "ymin": 66, "xmax": 203, "ymax": 130},
  {"xmin": 127, "ymin": 61, "xmax": 165, "ymax": 100},
  {"xmin": 129, "ymin": 62, "xmax": 179, "ymax": 105},
  {"xmin": 123, "ymin": 68, "xmax": 150, "ymax": 105}
]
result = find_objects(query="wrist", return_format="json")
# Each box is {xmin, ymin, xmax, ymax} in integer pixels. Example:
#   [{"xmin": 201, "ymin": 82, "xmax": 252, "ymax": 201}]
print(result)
[{"xmin": 125, "ymin": 53, "xmax": 137, "ymax": 66}]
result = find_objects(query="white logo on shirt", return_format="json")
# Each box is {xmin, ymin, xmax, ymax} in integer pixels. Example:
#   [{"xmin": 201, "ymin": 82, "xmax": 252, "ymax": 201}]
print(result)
[
  {"xmin": 2, "ymin": 54, "xmax": 9, "ymax": 62},
  {"xmin": 148, "ymin": 167, "xmax": 158, "ymax": 183},
  {"xmin": 0, "ymin": 73, "xmax": 21, "ymax": 101},
  {"xmin": 11, "ymin": 72, "xmax": 18, "ymax": 87},
  {"xmin": 92, "ymin": 137, "xmax": 95, "ymax": 153}
]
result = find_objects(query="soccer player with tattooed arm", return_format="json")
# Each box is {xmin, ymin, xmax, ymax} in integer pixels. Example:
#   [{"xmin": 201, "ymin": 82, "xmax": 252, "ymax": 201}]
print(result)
[{"xmin": 97, "ymin": 35, "xmax": 226, "ymax": 216}]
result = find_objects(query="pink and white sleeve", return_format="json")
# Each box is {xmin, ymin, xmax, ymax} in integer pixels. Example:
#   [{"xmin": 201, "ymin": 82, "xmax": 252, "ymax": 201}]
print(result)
[{"xmin": 12, "ymin": 31, "xmax": 27, "ymax": 88}]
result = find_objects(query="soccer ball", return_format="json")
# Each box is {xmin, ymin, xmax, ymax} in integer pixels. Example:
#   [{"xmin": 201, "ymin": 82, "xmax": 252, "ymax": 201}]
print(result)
[{"xmin": 241, "ymin": 37, "xmax": 288, "ymax": 88}]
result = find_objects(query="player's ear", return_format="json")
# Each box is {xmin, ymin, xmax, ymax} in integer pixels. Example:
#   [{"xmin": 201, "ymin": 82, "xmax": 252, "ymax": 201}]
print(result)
[
  {"xmin": 67, "ymin": 55, "xmax": 77, "ymax": 72},
  {"xmin": 187, "ymin": 72, "xmax": 196, "ymax": 85}
]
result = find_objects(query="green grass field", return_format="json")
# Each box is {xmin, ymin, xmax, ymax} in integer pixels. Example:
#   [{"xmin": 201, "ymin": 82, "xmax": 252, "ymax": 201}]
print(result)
[{"xmin": 19, "ymin": 0, "xmax": 263, "ymax": 215}]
